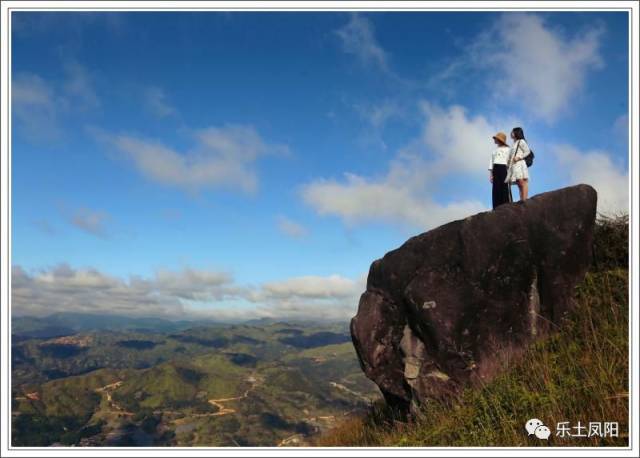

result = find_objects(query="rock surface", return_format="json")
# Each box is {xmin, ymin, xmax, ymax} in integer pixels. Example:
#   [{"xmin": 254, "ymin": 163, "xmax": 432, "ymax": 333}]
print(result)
[{"xmin": 350, "ymin": 185, "xmax": 598, "ymax": 413}]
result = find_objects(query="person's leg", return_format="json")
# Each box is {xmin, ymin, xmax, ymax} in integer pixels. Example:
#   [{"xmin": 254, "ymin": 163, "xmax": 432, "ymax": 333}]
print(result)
[
  {"xmin": 506, "ymin": 182, "xmax": 512, "ymax": 204},
  {"xmin": 522, "ymin": 179, "xmax": 529, "ymax": 200},
  {"xmin": 497, "ymin": 165, "xmax": 510, "ymax": 206},
  {"xmin": 516, "ymin": 179, "xmax": 525, "ymax": 201},
  {"xmin": 492, "ymin": 165, "xmax": 509, "ymax": 208}
]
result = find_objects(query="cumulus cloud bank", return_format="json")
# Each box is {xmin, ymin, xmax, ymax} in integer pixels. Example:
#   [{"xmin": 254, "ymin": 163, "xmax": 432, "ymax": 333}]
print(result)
[{"xmin": 12, "ymin": 264, "xmax": 363, "ymax": 322}]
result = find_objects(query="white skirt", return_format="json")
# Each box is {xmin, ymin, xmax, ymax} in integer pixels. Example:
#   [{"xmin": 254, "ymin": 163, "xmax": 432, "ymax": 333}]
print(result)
[{"xmin": 506, "ymin": 160, "xmax": 529, "ymax": 182}]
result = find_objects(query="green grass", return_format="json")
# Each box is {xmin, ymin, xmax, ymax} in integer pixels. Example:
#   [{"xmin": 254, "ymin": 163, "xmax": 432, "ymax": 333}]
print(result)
[
  {"xmin": 287, "ymin": 342, "xmax": 358, "ymax": 360},
  {"xmin": 12, "ymin": 368, "xmax": 128, "ymax": 446},
  {"xmin": 110, "ymin": 353, "xmax": 253, "ymax": 412},
  {"xmin": 191, "ymin": 354, "xmax": 252, "ymax": 398},
  {"xmin": 316, "ymin": 268, "xmax": 628, "ymax": 447}
]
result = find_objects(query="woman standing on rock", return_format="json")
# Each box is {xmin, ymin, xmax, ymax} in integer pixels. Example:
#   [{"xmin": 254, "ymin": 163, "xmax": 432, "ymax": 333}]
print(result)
[
  {"xmin": 488, "ymin": 132, "xmax": 512, "ymax": 209},
  {"xmin": 507, "ymin": 127, "xmax": 531, "ymax": 201}
]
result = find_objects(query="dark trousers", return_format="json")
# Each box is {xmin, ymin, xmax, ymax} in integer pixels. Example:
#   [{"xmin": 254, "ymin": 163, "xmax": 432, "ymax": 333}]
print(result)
[{"xmin": 492, "ymin": 164, "xmax": 511, "ymax": 209}]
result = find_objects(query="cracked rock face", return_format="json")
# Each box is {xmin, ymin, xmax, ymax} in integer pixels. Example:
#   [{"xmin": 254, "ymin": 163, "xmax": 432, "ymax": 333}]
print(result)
[{"xmin": 350, "ymin": 185, "xmax": 597, "ymax": 413}]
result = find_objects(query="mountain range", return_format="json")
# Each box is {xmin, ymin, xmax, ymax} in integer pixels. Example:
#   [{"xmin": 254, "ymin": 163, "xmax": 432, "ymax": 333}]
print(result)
[{"xmin": 11, "ymin": 313, "xmax": 380, "ymax": 446}]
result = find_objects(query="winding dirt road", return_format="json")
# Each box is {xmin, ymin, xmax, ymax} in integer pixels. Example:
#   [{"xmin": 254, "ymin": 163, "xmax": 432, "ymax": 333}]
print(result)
[
  {"xmin": 94, "ymin": 374, "xmax": 260, "ymax": 426},
  {"xmin": 95, "ymin": 380, "xmax": 134, "ymax": 417},
  {"xmin": 206, "ymin": 375, "xmax": 259, "ymax": 416}
]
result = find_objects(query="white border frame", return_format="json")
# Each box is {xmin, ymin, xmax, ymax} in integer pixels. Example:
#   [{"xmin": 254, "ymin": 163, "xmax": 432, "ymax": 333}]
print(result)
[{"xmin": 1, "ymin": 1, "xmax": 638, "ymax": 457}]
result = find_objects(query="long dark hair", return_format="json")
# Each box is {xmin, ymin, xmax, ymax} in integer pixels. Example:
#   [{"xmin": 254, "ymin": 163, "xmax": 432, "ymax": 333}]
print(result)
[{"xmin": 512, "ymin": 127, "xmax": 526, "ymax": 141}]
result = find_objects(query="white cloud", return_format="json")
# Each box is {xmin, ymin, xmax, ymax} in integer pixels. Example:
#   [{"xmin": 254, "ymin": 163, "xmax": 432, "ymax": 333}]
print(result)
[
  {"xmin": 12, "ymin": 264, "xmax": 364, "ymax": 322},
  {"xmin": 483, "ymin": 14, "xmax": 602, "ymax": 121},
  {"xmin": 302, "ymin": 171, "xmax": 485, "ymax": 230},
  {"xmin": 68, "ymin": 207, "xmax": 110, "ymax": 238},
  {"xmin": 32, "ymin": 219, "xmax": 57, "ymax": 236},
  {"xmin": 12, "ymin": 73, "xmax": 60, "ymax": 140},
  {"xmin": 301, "ymin": 101, "xmax": 501, "ymax": 230},
  {"xmin": 352, "ymin": 99, "xmax": 406, "ymax": 150},
  {"xmin": 438, "ymin": 13, "xmax": 604, "ymax": 122},
  {"xmin": 613, "ymin": 114, "xmax": 628, "ymax": 135},
  {"xmin": 152, "ymin": 268, "xmax": 236, "ymax": 301},
  {"xmin": 249, "ymin": 274, "xmax": 366, "ymax": 322},
  {"xmin": 613, "ymin": 114, "xmax": 629, "ymax": 149},
  {"xmin": 355, "ymin": 99, "xmax": 403, "ymax": 129},
  {"xmin": 38, "ymin": 264, "xmax": 119, "ymax": 290},
  {"xmin": 63, "ymin": 60, "xmax": 100, "ymax": 110},
  {"xmin": 554, "ymin": 145, "xmax": 628, "ymax": 215},
  {"xmin": 419, "ymin": 101, "xmax": 518, "ymax": 175},
  {"xmin": 12, "ymin": 73, "xmax": 55, "ymax": 109},
  {"xmin": 335, "ymin": 14, "xmax": 388, "ymax": 72},
  {"xmin": 56, "ymin": 204, "xmax": 110, "ymax": 238},
  {"xmin": 144, "ymin": 86, "xmax": 176, "ymax": 118},
  {"xmin": 11, "ymin": 265, "xmax": 162, "ymax": 317},
  {"xmin": 259, "ymin": 274, "xmax": 359, "ymax": 300},
  {"xmin": 277, "ymin": 216, "xmax": 309, "ymax": 239},
  {"xmin": 12, "ymin": 61, "xmax": 100, "ymax": 140},
  {"xmin": 12, "ymin": 264, "xmax": 239, "ymax": 319},
  {"xmin": 309, "ymin": 99, "xmax": 627, "ymax": 228},
  {"xmin": 107, "ymin": 124, "xmax": 288, "ymax": 194}
]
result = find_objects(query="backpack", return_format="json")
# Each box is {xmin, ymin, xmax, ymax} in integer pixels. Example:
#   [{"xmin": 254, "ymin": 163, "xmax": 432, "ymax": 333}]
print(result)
[
  {"xmin": 525, "ymin": 149, "xmax": 535, "ymax": 167},
  {"xmin": 514, "ymin": 140, "xmax": 535, "ymax": 167}
]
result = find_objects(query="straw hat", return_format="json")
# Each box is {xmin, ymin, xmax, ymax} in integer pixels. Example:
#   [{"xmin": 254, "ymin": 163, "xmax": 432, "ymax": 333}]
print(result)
[{"xmin": 492, "ymin": 132, "xmax": 508, "ymax": 146}]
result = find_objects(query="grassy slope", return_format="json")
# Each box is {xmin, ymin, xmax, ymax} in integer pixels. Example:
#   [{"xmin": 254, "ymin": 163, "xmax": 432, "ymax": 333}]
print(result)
[{"xmin": 316, "ymin": 217, "xmax": 629, "ymax": 447}]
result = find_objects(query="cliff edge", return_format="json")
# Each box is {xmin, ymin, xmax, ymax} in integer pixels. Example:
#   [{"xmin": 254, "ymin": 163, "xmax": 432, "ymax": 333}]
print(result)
[{"xmin": 351, "ymin": 185, "xmax": 598, "ymax": 414}]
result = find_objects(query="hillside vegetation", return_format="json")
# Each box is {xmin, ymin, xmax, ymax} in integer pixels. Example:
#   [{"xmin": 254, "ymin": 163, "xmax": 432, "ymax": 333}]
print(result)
[
  {"xmin": 316, "ymin": 215, "xmax": 629, "ymax": 447},
  {"xmin": 12, "ymin": 321, "xmax": 380, "ymax": 446}
]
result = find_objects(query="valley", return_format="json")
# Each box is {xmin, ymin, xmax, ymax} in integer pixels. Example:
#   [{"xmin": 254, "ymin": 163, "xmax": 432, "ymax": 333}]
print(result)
[{"xmin": 11, "ymin": 315, "xmax": 380, "ymax": 447}]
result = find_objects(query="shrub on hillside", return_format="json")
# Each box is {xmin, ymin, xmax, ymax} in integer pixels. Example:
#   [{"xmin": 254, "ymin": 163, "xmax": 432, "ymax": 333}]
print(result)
[{"xmin": 592, "ymin": 214, "xmax": 628, "ymax": 272}]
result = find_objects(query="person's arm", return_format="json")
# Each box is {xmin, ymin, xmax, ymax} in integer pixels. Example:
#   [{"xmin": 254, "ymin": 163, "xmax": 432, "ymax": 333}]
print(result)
[
  {"xmin": 515, "ymin": 140, "xmax": 530, "ymax": 161},
  {"xmin": 489, "ymin": 153, "xmax": 494, "ymax": 182},
  {"xmin": 512, "ymin": 140, "xmax": 521, "ymax": 161}
]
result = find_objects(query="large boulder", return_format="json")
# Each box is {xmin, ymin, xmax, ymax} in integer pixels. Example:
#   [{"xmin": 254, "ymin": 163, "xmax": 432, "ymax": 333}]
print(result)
[{"xmin": 350, "ymin": 185, "xmax": 597, "ymax": 413}]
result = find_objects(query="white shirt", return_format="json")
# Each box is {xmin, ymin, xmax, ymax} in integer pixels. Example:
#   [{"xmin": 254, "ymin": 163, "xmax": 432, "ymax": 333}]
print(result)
[
  {"xmin": 511, "ymin": 139, "xmax": 531, "ymax": 162},
  {"xmin": 489, "ymin": 145, "xmax": 511, "ymax": 170}
]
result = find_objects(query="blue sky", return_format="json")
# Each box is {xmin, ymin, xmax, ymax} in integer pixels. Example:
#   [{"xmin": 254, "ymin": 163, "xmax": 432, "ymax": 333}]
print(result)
[{"xmin": 11, "ymin": 11, "xmax": 629, "ymax": 321}]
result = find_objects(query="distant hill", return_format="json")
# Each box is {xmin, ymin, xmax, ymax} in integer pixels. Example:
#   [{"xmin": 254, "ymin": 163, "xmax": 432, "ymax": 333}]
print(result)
[
  {"xmin": 12, "ymin": 313, "xmax": 350, "ymax": 340},
  {"xmin": 11, "ymin": 320, "xmax": 380, "ymax": 446},
  {"xmin": 12, "ymin": 312, "xmax": 219, "ymax": 338}
]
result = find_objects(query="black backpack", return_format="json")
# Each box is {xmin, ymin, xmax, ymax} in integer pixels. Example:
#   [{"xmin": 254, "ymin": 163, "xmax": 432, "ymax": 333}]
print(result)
[
  {"xmin": 525, "ymin": 149, "xmax": 535, "ymax": 167},
  {"xmin": 515, "ymin": 140, "xmax": 535, "ymax": 167}
]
